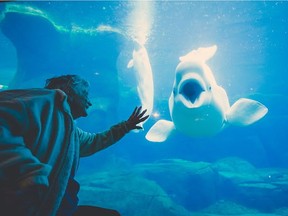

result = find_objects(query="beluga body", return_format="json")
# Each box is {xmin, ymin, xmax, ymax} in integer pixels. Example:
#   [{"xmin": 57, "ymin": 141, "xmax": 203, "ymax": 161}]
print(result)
[{"xmin": 146, "ymin": 45, "xmax": 268, "ymax": 142}]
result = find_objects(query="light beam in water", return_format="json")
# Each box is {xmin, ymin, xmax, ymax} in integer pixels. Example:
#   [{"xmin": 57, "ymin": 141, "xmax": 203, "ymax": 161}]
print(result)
[{"xmin": 125, "ymin": 1, "xmax": 154, "ymax": 45}]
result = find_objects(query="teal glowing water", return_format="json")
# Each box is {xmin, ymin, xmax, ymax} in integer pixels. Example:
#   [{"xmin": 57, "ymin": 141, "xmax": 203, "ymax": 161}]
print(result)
[{"xmin": 0, "ymin": 1, "xmax": 288, "ymax": 215}]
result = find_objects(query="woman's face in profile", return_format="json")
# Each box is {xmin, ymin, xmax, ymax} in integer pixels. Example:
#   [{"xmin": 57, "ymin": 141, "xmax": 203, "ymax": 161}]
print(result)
[{"xmin": 69, "ymin": 82, "xmax": 92, "ymax": 119}]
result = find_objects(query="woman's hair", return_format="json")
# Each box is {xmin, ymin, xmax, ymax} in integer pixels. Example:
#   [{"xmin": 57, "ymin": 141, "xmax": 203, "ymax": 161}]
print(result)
[{"xmin": 44, "ymin": 75, "xmax": 89, "ymax": 95}]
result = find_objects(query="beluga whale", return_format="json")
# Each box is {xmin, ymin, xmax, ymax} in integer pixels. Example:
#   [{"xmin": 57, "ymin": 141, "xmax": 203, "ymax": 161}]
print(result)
[
  {"xmin": 146, "ymin": 45, "xmax": 268, "ymax": 142},
  {"xmin": 127, "ymin": 43, "xmax": 154, "ymax": 127}
]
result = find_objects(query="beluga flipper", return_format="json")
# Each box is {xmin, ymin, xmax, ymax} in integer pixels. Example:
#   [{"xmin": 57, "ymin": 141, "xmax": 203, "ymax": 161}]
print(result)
[{"xmin": 146, "ymin": 45, "xmax": 268, "ymax": 142}]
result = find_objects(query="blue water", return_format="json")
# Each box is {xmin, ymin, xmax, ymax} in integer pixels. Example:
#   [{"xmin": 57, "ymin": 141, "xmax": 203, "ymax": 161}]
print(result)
[{"xmin": 1, "ymin": 1, "xmax": 288, "ymax": 215}]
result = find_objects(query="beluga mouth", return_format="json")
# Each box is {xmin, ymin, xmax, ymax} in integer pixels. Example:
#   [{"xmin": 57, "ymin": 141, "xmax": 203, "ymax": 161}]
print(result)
[{"xmin": 178, "ymin": 75, "xmax": 206, "ymax": 108}]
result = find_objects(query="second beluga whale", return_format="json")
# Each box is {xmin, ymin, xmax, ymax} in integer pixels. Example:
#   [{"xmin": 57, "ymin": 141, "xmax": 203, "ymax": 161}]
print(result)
[
  {"xmin": 146, "ymin": 45, "xmax": 268, "ymax": 142},
  {"xmin": 128, "ymin": 44, "xmax": 154, "ymax": 127}
]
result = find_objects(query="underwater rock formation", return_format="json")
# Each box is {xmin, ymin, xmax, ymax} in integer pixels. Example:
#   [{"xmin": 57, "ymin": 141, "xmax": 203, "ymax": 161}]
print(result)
[
  {"xmin": 134, "ymin": 159, "xmax": 219, "ymax": 211},
  {"xmin": 213, "ymin": 157, "xmax": 288, "ymax": 211},
  {"xmin": 77, "ymin": 157, "xmax": 288, "ymax": 215},
  {"xmin": 77, "ymin": 171, "xmax": 194, "ymax": 216}
]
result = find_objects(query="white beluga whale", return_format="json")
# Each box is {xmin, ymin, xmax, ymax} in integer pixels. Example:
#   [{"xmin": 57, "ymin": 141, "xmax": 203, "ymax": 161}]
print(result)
[
  {"xmin": 128, "ymin": 44, "xmax": 154, "ymax": 127},
  {"xmin": 146, "ymin": 45, "xmax": 268, "ymax": 142}
]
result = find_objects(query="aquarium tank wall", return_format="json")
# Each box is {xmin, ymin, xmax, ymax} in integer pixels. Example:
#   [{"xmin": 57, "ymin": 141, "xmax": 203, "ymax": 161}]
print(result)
[{"xmin": 0, "ymin": 1, "xmax": 288, "ymax": 215}]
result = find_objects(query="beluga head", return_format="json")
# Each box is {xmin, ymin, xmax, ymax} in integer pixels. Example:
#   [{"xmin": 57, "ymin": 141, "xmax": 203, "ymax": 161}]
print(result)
[
  {"xmin": 171, "ymin": 45, "xmax": 218, "ymax": 110},
  {"xmin": 146, "ymin": 45, "xmax": 268, "ymax": 142}
]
